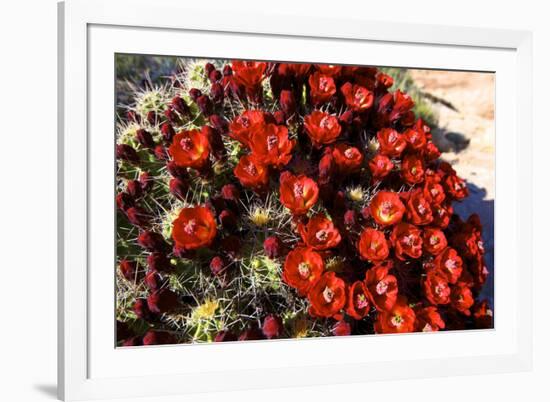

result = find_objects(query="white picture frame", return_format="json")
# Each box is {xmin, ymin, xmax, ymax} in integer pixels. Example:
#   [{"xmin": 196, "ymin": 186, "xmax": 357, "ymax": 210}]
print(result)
[{"xmin": 58, "ymin": 0, "xmax": 533, "ymax": 400}]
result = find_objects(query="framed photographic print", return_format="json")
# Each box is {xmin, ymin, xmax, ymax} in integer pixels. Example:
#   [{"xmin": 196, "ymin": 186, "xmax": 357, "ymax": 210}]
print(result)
[{"xmin": 58, "ymin": 0, "xmax": 533, "ymax": 400}]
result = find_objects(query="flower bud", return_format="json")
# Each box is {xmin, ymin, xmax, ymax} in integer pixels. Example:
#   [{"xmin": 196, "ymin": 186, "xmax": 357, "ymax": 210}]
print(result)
[
  {"xmin": 137, "ymin": 231, "xmax": 168, "ymax": 252},
  {"xmin": 214, "ymin": 330, "xmax": 237, "ymax": 342},
  {"xmin": 147, "ymin": 252, "xmax": 172, "ymax": 272},
  {"xmin": 161, "ymin": 122, "xmax": 176, "ymax": 143},
  {"xmin": 116, "ymin": 192, "xmax": 134, "ymax": 211},
  {"xmin": 262, "ymin": 315, "xmax": 283, "ymax": 339},
  {"xmin": 122, "ymin": 336, "xmax": 142, "ymax": 346},
  {"xmin": 153, "ymin": 144, "xmax": 168, "ymax": 160},
  {"xmin": 332, "ymin": 320, "xmax": 351, "ymax": 336},
  {"xmin": 205, "ymin": 62, "xmax": 215, "ymax": 76},
  {"xmin": 210, "ymin": 82, "xmax": 224, "ymax": 104},
  {"xmin": 279, "ymin": 90, "xmax": 296, "ymax": 117},
  {"xmin": 146, "ymin": 110, "xmax": 157, "ymax": 125},
  {"xmin": 126, "ymin": 206, "xmax": 150, "ymax": 227},
  {"xmin": 263, "ymin": 236, "xmax": 284, "ymax": 259},
  {"xmin": 209, "ymin": 69, "xmax": 222, "ymax": 83},
  {"xmin": 133, "ymin": 298, "xmax": 154, "ymax": 320},
  {"xmin": 219, "ymin": 209, "xmax": 237, "ymax": 230},
  {"xmin": 126, "ymin": 180, "xmax": 142, "ymax": 198},
  {"xmin": 166, "ymin": 160, "xmax": 188, "ymax": 179},
  {"xmin": 163, "ymin": 108, "xmax": 179, "ymax": 125},
  {"xmin": 210, "ymin": 256, "xmax": 226, "ymax": 276},
  {"xmin": 135, "ymin": 128, "xmax": 155, "ymax": 149},
  {"xmin": 196, "ymin": 95, "xmax": 213, "ymax": 116},
  {"xmin": 169, "ymin": 177, "xmax": 188, "ymax": 200},
  {"xmin": 273, "ymin": 110, "xmax": 286, "ymax": 125},
  {"xmin": 339, "ymin": 110, "xmax": 354, "ymax": 125},
  {"xmin": 220, "ymin": 184, "xmax": 240, "ymax": 204},
  {"xmin": 189, "ymin": 88, "xmax": 202, "ymax": 101},
  {"xmin": 147, "ymin": 289, "xmax": 180, "ymax": 314},
  {"xmin": 222, "ymin": 65, "xmax": 233, "ymax": 76},
  {"xmin": 209, "ymin": 114, "xmax": 228, "ymax": 133},
  {"xmin": 139, "ymin": 171, "xmax": 153, "ymax": 192},
  {"xmin": 171, "ymin": 96, "xmax": 189, "ymax": 116},
  {"xmin": 142, "ymin": 330, "xmax": 177, "ymax": 345},
  {"xmin": 343, "ymin": 209, "xmax": 357, "ymax": 227},
  {"xmin": 144, "ymin": 270, "xmax": 163, "ymax": 290},
  {"xmin": 116, "ymin": 144, "xmax": 140, "ymax": 164},
  {"xmin": 238, "ymin": 326, "xmax": 264, "ymax": 341},
  {"xmin": 119, "ymin": 259, "xmax": 141, "ymax": 281}
]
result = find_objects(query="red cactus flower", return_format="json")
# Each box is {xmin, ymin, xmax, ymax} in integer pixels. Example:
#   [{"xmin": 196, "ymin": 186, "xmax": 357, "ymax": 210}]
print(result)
[
  {"xmin": 346, "ymin": 281, "xmax": 372, "ymax": 320},
  {"xmin": 423, "ymin": 176, "xmax": 446, "ymax": 205},
  {"xmin": 390, "ymin": 222, "xmax": 423, "ymax": 260},
  {"xmin": 364, "ymin": 262, "xmax": 398, "ymax": 312},
  {"xmin": 229, "ymin": 110, "xmax": 267, "ymax": 147},
  {"xmin": 248, "ymin": 123, "xmax": 295, "ymax": 168},
  {"xmin": 376, "ymin": 73, "xmax": 394, "ymax": 89},
  {"xmin": 404, "ymin": 126, "xmax": 427, "ymax": 151},
  {"xmin": 172, "ymin": 206, "xmax": 217, "ymax": 251},
  {"xmin": 341, "ymin": 82, "xmax": 374, "ymax": 111},
  {"xmin": 422, "ymin": 227, "xmax": 448, "ymax": 255},
  {"xmin": 401, "ymin": 153, "xmax": 425, "ymax": 184},
  {"xmin": 377, "ymin": 128, "xmax": 407, "ymax": 157},
  {"xmin": 308, "ymin": 72, "xmax": 336, "ymax": 105},
  {"xmin": 369, "ymin": 191, "xmax": 405, "ymax": 226},
  {"xmin": 308, "ymin": 272, "xmax": 347, "ymax": 318},
  {"xmin": 451, "ymin": 284, "xmax": 474, "ymax": 316},
  {"xmin": 368, "ymin": 154, "xmax": 394, "ymax": 180},
  {"xmin": 283, "ymin": 247, "xmax": 324, "ymax": 296},
  {"xmin": 423, "ymin": 270, "xmax": 451, "ymax": 305},
  {"xmin": 414, "ymin": 306, "xmax": 445, "ymax": 332},
  {"xmin": 434, "ymin": 247, "xmax": 463, "ymax": 284},
  {"xmin": 168, "ymin": 129, "xmax": 211, "ymax": 170},
  {"xmin": 233, "ymin": 155, "xmax": 269, "ymax": 190},
  {"xmin": 374, "ymin": 295, "xmax": 416, "ymax": 334},
  {"xmin": 432, "ymin": 202, "xmax": 453, "ymax": 229},
  {"xmin": 262, "ymin": 315, "xmax": 283, "ymax": 339},
  {"xmin": 231, "ymin": 60, "xmax": 267, "ymax": 94},
  {"xmin": 405, "ymin": 189, "xmax": 433, "ymax": 225},
  {"xmin": 298, "ymin": 214, "xmax": 342, "ymax": 251},
  {"xmin": 279, "ymin": 171, "xmax": 319, "ymax": 215},
  {"xmin": 304, "ymin": 111, "xmax": 342, "ymax": 147},
  {"xmin": 357, "ymin": 227, "xmax": 390, "ymax": 262},
  {"xmin": 331, "ymin": 143, "xmax": 364, "ymax": 174},
  {"xmin": 389, "ymin": 90, "xmax": 414, "ymax": 121},
  {"xmin": 444, "ymin": 172, "xmax": 469, "ymax": 201}
]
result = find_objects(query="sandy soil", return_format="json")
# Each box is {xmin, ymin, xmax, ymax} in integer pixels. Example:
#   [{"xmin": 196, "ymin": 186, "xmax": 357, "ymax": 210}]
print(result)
[{"xmin": 410, "ymin": 70, "xmax": 495, "ymax": 303}]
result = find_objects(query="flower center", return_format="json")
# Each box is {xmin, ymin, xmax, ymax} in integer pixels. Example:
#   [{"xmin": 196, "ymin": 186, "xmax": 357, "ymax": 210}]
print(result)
[
  {"xmin": 322, "ymin": 286, "xmax": 334, "ymax": 303},
  {"xmin": 417, "ymin": 203, "xmax": 426, "ymax": 214},
  {"xmin": 391, "ymin": 314, "xmax": 403, "ymax": 327},
  {"xmin": 244, "ymin": 162, "xmax": 258, "ymax": 176},
  {"xmin": 297, "ymin": 262, "xmax": 310, "ymax": 279},
  {"xmin": 354, "ymin": 90, "xmax": 366, "ymax": 103},
  {"xmin": 240, "ymin": 116, "xmax": 250, "ymax": 127},
  {"xmin": 293, "ymin": 182, "xmax": 304, "ymax": 198},
  {"xmin": 422, "ymin": 323, "xmax": 433, "ymax": 332},
  {"xmin": 430, "ymin": 187, "xmax": 440, "ymax": 197},
  {"xmin": 319, "ymin": 77, "xmax": 329, "ymax": 91},
  {"xmin": 403, "ymin": 234, "xmax": 414, "ymax": 246},
  {"xmin": 266, "ymin": 135, "xmax": 278, "ymax": 151},
  {"xmin": 380, "ymin": 201, "xmax": 393, "ymax": 216},
  {"xmin": 444, "ymin": 258, "xmax": 457, "ymax": 271},
  {"xmin": 315, "ymin": 229, "xmax": 328, "ymax": 241},
  {"xmin": 344, "ymin": 148, "xmax": 355, "ymax": 159},
  {"xmin": 388, "ymin": 131, "xmax": 397, "ymax": 143},
  {"xmin": 180, "ymin": 137, "xmax": 193, "ymax": 151},
  {"xmin": 356, "ymin": 293, "xmax": 369, "ymax": 309},
  {"xmin": 184, "ymin": 219, "xmax": 197, "ymax": 235},
  {"xmin": 429, "ymin": 235, "xmax": 439, "ymax": 246},
  {"xmin": 434, "ymin": 283, "xmax": 446, "ymax": 296},
  {"xmin": 320, "ymin": 116, "xmax": 332, "ymax": 129},
  {"xmin": 376, "ymin": 280, "xmax": 388, "ymax": 295}
]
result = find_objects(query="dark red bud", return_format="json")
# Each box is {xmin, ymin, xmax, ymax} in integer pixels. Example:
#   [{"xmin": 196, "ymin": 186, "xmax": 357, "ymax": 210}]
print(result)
[
  {"xmin": 166, "ymin": 161, "xmax": 188, "ymax": 179},
  {"xmin": 163, "ymin": 108, "xmax": 179, "ymax": 125},
  {"xmin": 161, "ymin": 122, "xmax": 176, "ymax": 143},
  {"xmin": 116, "ymin": 144, "xmax": 140, "ymax": 164},
  {"xmin": 214, "ymin": 330, "xmax": 237, "ymax": 342},
  {"xmin": 146, "ymin": 110, "xmax": 157, "ymax": 125},
  {"xmin": 209, "ymin": 69, "xmax": 222, "ymax": 83},
  {"xmin": 169, "ymin": 177, "xmax": 188, "ymax": 200},
  {"xmin": 137, "ymin": 231, "xmax": 169, "ymax": 252},
  {"xmin": 360, "ymin": 206, "xmax": 371, "ymax": 220},
  {"xmin": 343, "ymin": 209, "xmax": 357, "ymax": 227},
  {"xmin": 210, "ymin": 82, "xmax": 224, "ymax": 104},
  {"xmin": 116, "ymin": 192, "xmax": 134, "ymax": 211},
  {"xmin": 142, "ymin": 330, "xmax": 177, "ymax": 345},
  {"xmin": 196, "ymin": 95, "xmax": 213, "ymax": 116},
  {"xmin": 222, "ymin": 65, "xmax": 233, "ymax": 76},
  {"xmin": 119, "ymin": 259, "xmax": 141, "ymax": 281},
  {"xmin": 147, "ymin": 289, "xmax": 179, "ymax": 314},
  {"xmin": 126, "ymin": 180, "xmax": 142, "ymax": 198},
  {"xmin": 153, "ymin": 144, "xmax": 169, "ymax": 160},
  {"xmin": 139, "ymin": 171, "xmax": 153, "ymax": 192},
  {"xmin": 121, "ymin": 336, "xmax": 142, "ymax": 347},
  {"xmin": 210, "ymin": 256, "xmax": 226, "ymax": 276},
  {"xmin": 147, "ymin": 252, "xmax": 172, "ymax": 272},
  {"xmin": 332, "ymin": 320, "xmax": 351, "ymax": 336},
  {"xmin": 273, "ymin": 110, "xmax": 286, "ymax": 125},
  {"xmin": 339, "ymin": 110, "xmax": 354, "ymax": 125},
  {"xmin": 238, "ymin": 326, "xmax": 264, "ymax": 341},
  {"xmin": 126, "ymin": 206, "xmax": 150, "ymax": 227},
  {"xmin": 263, "ymin": 236, "xmax": 284, "ymax": 259},
  {"xmin": 135, "ymin": 128, "xmax": 155, "ymax": 149},
  {"xmin": 262, "ymin": 315, "xmax": 283, "ymax": 339},
  {"xmin": 133, "ymin": 298, "xmax": 154, "ymax": 320},
  {"xmin": 279, "ymin": 90, "xmax": 296, "ymax": 117},
  {"xmin": 189, "ymin": 88, "xmax": 202, "ymax": 101},
  {"xmin": 209, "ymin": 114, "xmax": 228, "ymax": 133},
  {"xmin": 220, "ymin": 184, "xmax": 240, "ymax": 203},
  {"xmin": 144, "ymin": 270, "xmax": 163, "ymax": 290},
  {"xmin": 219, "ymin": 209, "xmax": 237, "ymax": 230},
  {"xmin": 171, "ymin": 96, "xmax": 189, "ymax": 116}
]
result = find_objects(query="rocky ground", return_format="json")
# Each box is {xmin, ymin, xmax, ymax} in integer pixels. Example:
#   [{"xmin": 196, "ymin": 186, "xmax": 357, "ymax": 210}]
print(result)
[{"xmin": 410, "ymin": 70, "xmax": 495, "ymax": 304}]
